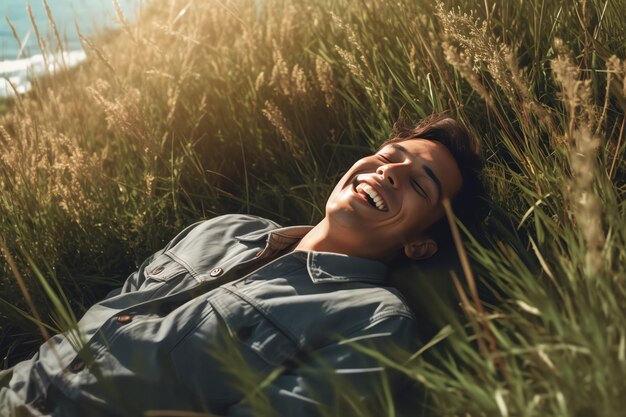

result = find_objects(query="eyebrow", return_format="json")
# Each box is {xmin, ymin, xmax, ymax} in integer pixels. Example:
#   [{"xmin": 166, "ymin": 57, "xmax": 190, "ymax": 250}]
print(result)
[{"xmin": 389, "ymin": 143, "xmax": 442, "ymax": 201}]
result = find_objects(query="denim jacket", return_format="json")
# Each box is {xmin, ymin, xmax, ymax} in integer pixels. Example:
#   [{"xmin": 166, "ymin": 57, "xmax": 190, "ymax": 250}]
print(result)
[{"xmin": 1, "ymin": 214, "xmax": 418, "ymax": 417}]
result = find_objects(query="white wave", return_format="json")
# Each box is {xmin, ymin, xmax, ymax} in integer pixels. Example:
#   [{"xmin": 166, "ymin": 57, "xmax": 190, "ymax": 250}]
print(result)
[{"xmin": 0, "ymin": 50, "xmax": 87, "ymax": 97}]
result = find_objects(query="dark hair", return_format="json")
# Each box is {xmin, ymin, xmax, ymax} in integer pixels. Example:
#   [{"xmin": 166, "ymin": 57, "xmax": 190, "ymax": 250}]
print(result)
[{"xmin": 379, "ymin": 113, "xmax": 484, "ymax": 247}]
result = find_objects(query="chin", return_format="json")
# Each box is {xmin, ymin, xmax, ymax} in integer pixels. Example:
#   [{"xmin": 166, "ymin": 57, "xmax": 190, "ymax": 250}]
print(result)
[{"xmin": 325, "ymin": 205, "xmax": 361, "ymax": 231}]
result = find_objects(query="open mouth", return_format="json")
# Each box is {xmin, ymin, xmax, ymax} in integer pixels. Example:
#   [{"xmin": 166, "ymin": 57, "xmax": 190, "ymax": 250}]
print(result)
[{"xmin": 353, "ymin": 181, "xmax": 388, "ymax": 211}]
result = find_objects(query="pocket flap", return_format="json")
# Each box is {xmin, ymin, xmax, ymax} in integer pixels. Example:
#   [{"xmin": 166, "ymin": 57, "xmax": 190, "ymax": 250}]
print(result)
[
  {"xmin": 210, "ymin": 291, "xmax": 299, "ymax": 367},
  {"xmin": 144, "ymin": 253, "xmax": 189, "ymax": 282}
]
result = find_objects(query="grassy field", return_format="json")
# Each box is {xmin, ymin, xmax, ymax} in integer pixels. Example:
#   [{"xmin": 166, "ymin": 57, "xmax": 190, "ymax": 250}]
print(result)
[{"xmin": 1, "ymin": 0, "xmax": 625, "ymax": 415}]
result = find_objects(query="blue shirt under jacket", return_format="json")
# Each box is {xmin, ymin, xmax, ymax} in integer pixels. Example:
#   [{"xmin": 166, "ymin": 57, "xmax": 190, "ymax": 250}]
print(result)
[{"xmin": 0, "ymin": 214, "xmax": 418, "ymax": 417}]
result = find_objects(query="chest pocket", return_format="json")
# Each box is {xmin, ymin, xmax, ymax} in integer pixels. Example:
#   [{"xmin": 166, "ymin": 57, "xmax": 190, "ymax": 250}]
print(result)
[
  {"xmin": 144, "ymin": 253, "xmax": 190, "ymax": 283},
  {"xmin": 209, "ymin": 290, "xmax": 299, "ymax": 369}
]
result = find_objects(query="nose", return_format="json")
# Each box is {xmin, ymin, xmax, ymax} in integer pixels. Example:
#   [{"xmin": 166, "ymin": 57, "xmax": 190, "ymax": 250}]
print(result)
[{"xmin": 376, "ymin": 163, "xmax": 406, "ymax": 187}]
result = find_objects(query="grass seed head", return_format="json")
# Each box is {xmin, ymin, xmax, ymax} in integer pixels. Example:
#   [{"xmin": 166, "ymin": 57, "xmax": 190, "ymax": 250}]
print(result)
[
  {"xmin": 262, "ymin": 100, "xmax": 303, "ymax": 159},
  {"xmin": 315, "ymin": 56, "xmax": 334, "ymax": 107}
]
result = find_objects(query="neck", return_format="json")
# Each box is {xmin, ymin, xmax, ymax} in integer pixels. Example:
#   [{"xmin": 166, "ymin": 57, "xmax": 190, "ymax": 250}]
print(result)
[
  {"xmin": 294, "ymin": 219, "xmax": 347, "ymax": 254},
  {"xmin": 294, "ymin": 218, "xmax": 387, "ymax": 261}
]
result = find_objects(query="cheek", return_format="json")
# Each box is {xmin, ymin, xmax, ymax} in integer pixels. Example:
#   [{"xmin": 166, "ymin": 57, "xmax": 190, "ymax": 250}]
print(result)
[
  {"xmin": 327, "ymin": 172, "xmax": 353, "ymax": 199},
  {"xmin": 328, "ymin": 161, "xmax": 377, "ymax": 198},
  {"xmin": 419, "ymin": 207, "xmax": 446, "ymax": 235},
  {"xmin": 398, "ymin": 196, "xmax": 432, "ymax": 233}
]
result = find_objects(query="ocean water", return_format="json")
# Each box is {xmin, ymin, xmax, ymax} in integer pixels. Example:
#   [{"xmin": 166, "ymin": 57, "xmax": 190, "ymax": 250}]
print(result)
[{"xmin": 0, "ymin": 0, "xmax": 143, "ymax": 96}]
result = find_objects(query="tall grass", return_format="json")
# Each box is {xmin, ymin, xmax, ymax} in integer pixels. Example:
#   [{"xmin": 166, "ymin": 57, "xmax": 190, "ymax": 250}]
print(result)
[{"xmin": 0, "ymin": 0, "xmax": 625, "ymax": 415}]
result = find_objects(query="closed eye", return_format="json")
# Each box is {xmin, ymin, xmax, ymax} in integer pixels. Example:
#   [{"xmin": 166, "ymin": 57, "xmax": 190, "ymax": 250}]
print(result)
[
  {"xmin": 411, "ymin": 179, "xmax": 430, "ymax": 201},
  {"xmin": 378, "ymin": 154, "xmax": 430, "ymax": 201}
]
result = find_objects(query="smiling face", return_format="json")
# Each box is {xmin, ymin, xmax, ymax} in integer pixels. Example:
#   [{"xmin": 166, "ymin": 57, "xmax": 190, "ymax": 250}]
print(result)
[{"xmin": 325, "ymin": 138, "xmax": 463, "ymax": 260}]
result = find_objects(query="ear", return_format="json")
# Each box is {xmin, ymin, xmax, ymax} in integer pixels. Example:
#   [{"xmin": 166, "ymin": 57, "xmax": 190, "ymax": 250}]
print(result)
[{"xmin": 403, "ymin": 238, "xmax": 438, "ymax": 260}]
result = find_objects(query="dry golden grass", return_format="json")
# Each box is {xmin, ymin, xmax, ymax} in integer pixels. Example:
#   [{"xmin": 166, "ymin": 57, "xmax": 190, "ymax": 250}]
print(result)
[{"xmin": 0, "ymin": 0, "xmax": 625, "ymax": 415}]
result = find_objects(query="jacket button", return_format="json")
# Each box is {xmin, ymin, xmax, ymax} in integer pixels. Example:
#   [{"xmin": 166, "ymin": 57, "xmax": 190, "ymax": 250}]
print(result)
[
  {"xmin": 151, "ymin": 265, "xmax": 165, "ymax": 275},
  {"xmin": 116, "ymin": 314, "xmax": 133, "ymax": 324},
  {"xmin": 67, "ymin": 358, "xmax": 86, "ymax": 373},
  {"xmin": 209, "ymin": 267, "xmax": 223, "ymax": 277}
]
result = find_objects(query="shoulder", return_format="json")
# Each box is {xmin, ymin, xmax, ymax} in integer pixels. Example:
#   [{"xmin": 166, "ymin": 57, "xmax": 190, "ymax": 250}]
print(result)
[
  {"xmin": 181, "ymin": 214, "xmax": 280, "ymax": 239},
  {"xmin": 195, "ymin": 214, "xmax": 281, "ymax": 233},
  {"xmin": 326, "ymin": 283, "xmax": 416, "ymax": 331},
  {"xmin": 369, "ymin": 285, "xmax": 416, "ymax": 322},
  {"xmin": 339, "ymin": 286, "xmax": 418, "ymax": 351},
  {"xmin": 160, "ymin": 214, "xmax": 281, "ymax": 254},
  {"xmin": 362, "ymin": 286, "xmax": 419, "ymax": 348}
]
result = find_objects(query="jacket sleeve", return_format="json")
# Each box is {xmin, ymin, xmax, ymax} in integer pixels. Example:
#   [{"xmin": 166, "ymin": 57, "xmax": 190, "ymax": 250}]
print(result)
[{"xmin": 226, "ymin": 315, "xmax": 418, "ymax": 417}]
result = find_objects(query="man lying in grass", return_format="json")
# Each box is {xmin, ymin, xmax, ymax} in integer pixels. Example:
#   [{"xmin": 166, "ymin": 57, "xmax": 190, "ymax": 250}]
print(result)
[{"xmin": 0, "ymin": 113, "xmax": 482, "ymax": 417}]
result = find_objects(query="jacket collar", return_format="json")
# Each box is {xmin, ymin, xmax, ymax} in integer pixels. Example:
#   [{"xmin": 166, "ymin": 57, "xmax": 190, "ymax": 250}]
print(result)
[
  {"xmin": 303, "ymin": 251, "xmax": 388, "ymax": 284},
  {"xmin": 236, "ymin": 225, "xmax": 388, "ymax": 285}
]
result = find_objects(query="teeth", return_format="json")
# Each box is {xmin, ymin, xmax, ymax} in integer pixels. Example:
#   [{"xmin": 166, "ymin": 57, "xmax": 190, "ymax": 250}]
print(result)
[{"xmin": 356, "ymin": 183, "xmax": 387, "ymax": 211}]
